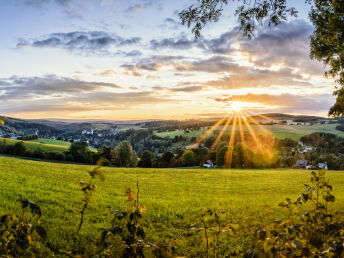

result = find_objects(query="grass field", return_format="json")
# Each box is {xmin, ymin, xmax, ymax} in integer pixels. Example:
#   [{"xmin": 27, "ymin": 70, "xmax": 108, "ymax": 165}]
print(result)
[
  {"xmin": 0, "ymin": 155, "xmax": 344, "ymax": 255},
  {"xmin": 155, "ymin": 123, "xmax": 344, "ymax": 141},
  {"xmin": 0, "ymin": 138, "xmax": 69, "ymax": 152},
  {"xmin": 29, "ymin": 138, "xmax": 71, "ymax": 147}
]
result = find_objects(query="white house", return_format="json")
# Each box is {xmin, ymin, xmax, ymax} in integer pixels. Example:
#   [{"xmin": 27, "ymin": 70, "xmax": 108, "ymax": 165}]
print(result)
[
  {"xmin": 203, "ymin": 160, "xmax": 214, "ymax": 168},
  {"xmin": 318, "ymin": 163, "xmax": 328, "ymax": 170}
]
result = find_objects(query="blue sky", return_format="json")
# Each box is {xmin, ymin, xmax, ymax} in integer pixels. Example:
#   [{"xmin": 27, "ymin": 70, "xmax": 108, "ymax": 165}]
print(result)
[{"xmin": 0, "ymin": 0, "xmax": 336, "ymax": 120}]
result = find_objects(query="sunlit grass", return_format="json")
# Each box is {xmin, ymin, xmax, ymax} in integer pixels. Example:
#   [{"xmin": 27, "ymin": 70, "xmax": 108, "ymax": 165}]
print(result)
[{"xmin": 0, "ymin": 155, "xmax": 344, "ymax": 255}]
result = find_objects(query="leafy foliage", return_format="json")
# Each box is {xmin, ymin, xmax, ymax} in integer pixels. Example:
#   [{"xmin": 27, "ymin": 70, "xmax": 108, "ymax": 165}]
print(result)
[
  {"xmin": 0, "ymin": 116, "xmax": 6, "ymax": 125},
  {"xmin": 309, "ymin": 0, "xmax": 344, "ymax": 117},
  {"xmin": 111, "ymin": 141, "xmax": 138, "ymax": 167},
  {"xmin": 179, "ymin": 0, "xmax": 297, "ymax": 38},
  {"xmin": 98, "ymin": 182, "xmax": 147, "ymax": 257},
  {"xmin": 245, "ymin": 169, "xmax": 344, "ymax": 257},
  {"xmin": 77, "ymin": 157, "xmax": 107, "ymax": 233},
  {"xmin": 0, "ymin": 199, "xmax": 50, "ymax": 256},
  {"xmin": 192, "ymin": 208, "xmax": 240, "ymax": 257}
]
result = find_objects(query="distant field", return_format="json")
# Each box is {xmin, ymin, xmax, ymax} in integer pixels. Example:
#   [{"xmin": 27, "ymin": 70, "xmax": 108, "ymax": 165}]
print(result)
[
  {"xmin": 0, "ymin": 138, "xmax": 69, "ymax": 152},
  {"xmin": 155, "ymin": 129, "xmax": 205, "ymax": 138},
  {"xmin": 155, "ymin": 123, "xmax": 344, "ymax": 141},
  {"xmin": 0, "ymin": 155, "xmax": 343, "ymax": 255},
  {"xmin": 29, "ymin": 138, "xmax": 71, "ymax": 147}
]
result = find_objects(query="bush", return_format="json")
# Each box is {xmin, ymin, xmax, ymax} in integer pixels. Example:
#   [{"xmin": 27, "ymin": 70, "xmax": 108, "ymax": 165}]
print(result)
[
  {"xmin": 181, "ymin": 150, "xmax": 197, "ymax": 167},
  {"xmin": 46, "ymin": 151, "xmax": 65, "ymax": 161},
  {"xmin": 245, "ymin": 169, "xmax": 344, "ymax": 257},
  {"xmin": 138, "ymin": 150, "xmax": 155, "ymax": 168},
  {"xmin": 216, "ymin": 146, "xmax": 229, "ymax": 167}
]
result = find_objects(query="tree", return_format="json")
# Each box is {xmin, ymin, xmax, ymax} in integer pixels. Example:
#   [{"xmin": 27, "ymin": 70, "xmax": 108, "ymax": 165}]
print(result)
[
  {"xmin": 13, "ymin": 142, "xmax": 26, "ymax": 156},
  {"xmin": 181, "ymin": 150, "xmax": 197, "ymax": 167},
  {"xmin": 111, "ymin": 141, "xmax": 138, "ymax": 167},
  {"xmin": 138, "ymin": 150, "xmax": 155, "ymax": 168},
  {"xmin": 191, "ymin": 147, "xmax": 209, "ymax": 165},
  {"xmin": 159, "ymin": 151, "xmax": 174, "ymax": 167},
  {"xmin": 216, "ymin": 145, "xmax": 229, "ymax": 167},
  {"xmin": 231, "ymin": 143, "xmax": 252, "ymax": 168},
  {"xmin": 68, "ymin": 141, "xmax": 93, "ymax": 163},
  {"xmin": 0, "ymin": 116, "xmax": 6, "ymax": 125},
  {"xmin": 96, "ymin": 146, "xmax": 112, "ymax": 162},
  {"xmin": 180, "ymin": 0, "xmax": 344, "ymax": 115}
]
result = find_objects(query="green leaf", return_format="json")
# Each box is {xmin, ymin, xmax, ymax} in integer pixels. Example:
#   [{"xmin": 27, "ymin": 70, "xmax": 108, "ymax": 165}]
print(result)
[
  {"xmin": 302, "ymin": 193, "xmax": 309, "ymax": 202},
  {"xmin": 36, "ymin": 225, "xmax": 48, "ymax": 240},
  {"xmin": 319, "ymin": 169, "xmax": 326, "ymax": 177}
]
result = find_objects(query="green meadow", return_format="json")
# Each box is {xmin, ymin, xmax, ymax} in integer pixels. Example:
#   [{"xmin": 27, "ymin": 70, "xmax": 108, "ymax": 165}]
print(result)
[
  {"xmin": 0, "ymin": 155, "xmax": 344, "ymax": 255},
  {"xmin": 155, "ymin": 123, "xmax": 344, "ymax": 141},
  {"xmin": 0, "ymin": 138, "xmax": 69, "ymax": 152},
  {"xmin": 29, "ymin": 138, "xmax": 71, "ymax": 147}
]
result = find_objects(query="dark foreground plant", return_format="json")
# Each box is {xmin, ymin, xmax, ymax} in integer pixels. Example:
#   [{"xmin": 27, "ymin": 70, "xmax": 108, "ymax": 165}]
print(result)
[
  {"xmin": 0, "ymin": 199, "xmax": 50, "ymax": 256},
  {"xmin": 98, "ymin": 182, "xmax": 147, "ymax": 257},
  {"xmin": 77, "ymin": 157, "xmax": 107, "ymax": 234},
  {"xmin": 245, "ymin": 169, "xmax": 344, "ymax": 257},
  {"xmin": 191, "ymin": 208, "xmax": 240, "ymax": 257}
]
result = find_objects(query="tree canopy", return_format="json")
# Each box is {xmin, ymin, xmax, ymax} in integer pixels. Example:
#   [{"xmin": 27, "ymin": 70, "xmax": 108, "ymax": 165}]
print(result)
[{"xmin": 180, "ymin": 0, "xmax": 344, "ymax": 116}]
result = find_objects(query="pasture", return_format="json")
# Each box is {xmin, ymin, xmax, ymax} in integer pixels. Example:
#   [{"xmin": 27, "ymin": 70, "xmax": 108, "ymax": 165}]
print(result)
[
  {"xmin": 0, "ymin": 155, "xmax": 344, "ymax": 255},
  {"xmin": 155, "ymin": 123, "xmax": 344, "ymax": 141},
  {"xmin": 29, "ymin": 138, "xmax": 71, "ymax": 147},
  {"xmin": 0, "ymin": 138, "xmax": 69, "ymax": 152}
]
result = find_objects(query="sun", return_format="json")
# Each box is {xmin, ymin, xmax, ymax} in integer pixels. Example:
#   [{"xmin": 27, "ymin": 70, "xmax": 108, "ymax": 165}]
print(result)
[{"xmin": 229, "ymin": 101, "xmax": 246, "ymax": 112}]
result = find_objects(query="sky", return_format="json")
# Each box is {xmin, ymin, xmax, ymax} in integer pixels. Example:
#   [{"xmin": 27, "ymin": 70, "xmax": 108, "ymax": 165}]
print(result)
[{"xmin": 0, "ymin": 0, "xmax": 337, "ymax": 120}]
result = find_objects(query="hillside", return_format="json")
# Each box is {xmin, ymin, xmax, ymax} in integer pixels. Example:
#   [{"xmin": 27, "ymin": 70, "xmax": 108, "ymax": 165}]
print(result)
[
  {"xmin": 0, "ymin": 155, "xmax": 343, "ymax": 255},
  {"xmin": 0, "ymin": 138, "xmax": 69, "ymax": 152},
  {"xmin": 0, "ymin": 117, "xmax": 62, "ymax": 136}
]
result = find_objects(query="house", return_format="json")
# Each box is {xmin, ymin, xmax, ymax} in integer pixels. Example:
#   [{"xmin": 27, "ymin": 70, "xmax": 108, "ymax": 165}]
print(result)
[
  {"xmin": 318, "ymin": 163, "xmax": 328, "ymax": 170},
  {"xmin": 203, "ymin": 160, "xmax": 214, "ymax": 168},
  {"xmin": 302, "ymin": 146, "xmax": 313, "ymax": 153},
  {"xmin": 295, "ymin": 160, "xmax": 308, "ymax": 169}
]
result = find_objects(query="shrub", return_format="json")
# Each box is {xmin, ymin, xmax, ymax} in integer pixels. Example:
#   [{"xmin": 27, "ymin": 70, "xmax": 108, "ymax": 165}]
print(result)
[
  {"xmin": 138, "ymin": 150, "xmax": 155, "ymax": 168},
  {"xmin": 182, "ymin": 150, "xmax": 197, "ymax": 167},
  {"xmin": 245, "ymin": 169, "xmax": 344, "ymax": 257}
]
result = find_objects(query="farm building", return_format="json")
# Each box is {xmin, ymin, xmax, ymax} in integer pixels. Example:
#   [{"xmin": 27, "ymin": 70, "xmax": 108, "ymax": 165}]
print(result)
[
  {"xmin": 318, "ymin": 163, "xmax": 328, "ymax": 170},
  {"xmin": 203, "ymin": 160, "xmax": 214, "ymax": 168},
  {"xmin": 295, "ymin": 160, "xmax": 308, "ymax": 169}
]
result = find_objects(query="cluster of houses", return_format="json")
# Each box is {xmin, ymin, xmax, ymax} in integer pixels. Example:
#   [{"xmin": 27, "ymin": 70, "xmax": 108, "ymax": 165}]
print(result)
[
  {"xmin": 258, "ymin": 118, "xmax": 335, "ymax": 126},
  {"xmin": 295, "ymin": 160, "xmax": 328, "ymax": 170}
]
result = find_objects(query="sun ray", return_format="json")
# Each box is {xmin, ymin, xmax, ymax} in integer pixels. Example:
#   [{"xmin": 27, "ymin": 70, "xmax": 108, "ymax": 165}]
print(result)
[
  {"xmin": 194, "ymin": 117, "xmax": 226, "ymax": 146},
  {"xmin": 243, "ymin": 110, "xmax": 272, "ymax": 136},
  {"xmin": 225, "ymin": 112, "xmax": 238, "ymax": 168},
  {"xmin": 210, "ymin": 116, "xmax": 233, "ymax": 151},
  {"xmin": 241, "ymin": 112, "xmax": 275, "ymax": 161},
  {"xmin": 237, "ymin": 112, "xmax": 246, "ymax": 144}
]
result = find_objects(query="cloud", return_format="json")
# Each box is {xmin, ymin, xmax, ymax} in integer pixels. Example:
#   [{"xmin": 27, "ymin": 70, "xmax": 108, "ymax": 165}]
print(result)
[
  {"xmin": 126, "ymin": 4, "xmax": 144, "ymax": 12},
  {"xmin": 126, "ymin": 0, "xmax": 162, "ymax": 13},
  {"xmin": 20, "ymin": 0, "xmax": 86, "ymax": 18},
  {"xmin": 0, "ymin": 74, "xmax": 121, "ymax": 100},
  {"xmin": 121, "ymin": 55, "xmax": 185, "ymax": 72},
  {"xmin": 203, "ymin": 67, "xmax": 313, "ymax": 89},
  {"xmin": 0, "ymin": 74, "xmax": 177, "ymax": 115},
  {"xmin": 213, "ymin": 93, "xmax": 335, "ymax": 113},
  {"xmin": 150, "ymin": 36, "xmax": 197, "ymax": 50},
  {"xmin": 170, "ymin": 86, "xmax": 204, "ymax": 92},
  {"xmin": 93, "ymin": 69, "xmax": 115, "ymax": 77},
  {"xmin": 17, "ymin": 31, "xmax": 141, "ymax": 56},
  {"xmin": 174, "ymin": 56, "xmax": 240, "ymax": 73}
]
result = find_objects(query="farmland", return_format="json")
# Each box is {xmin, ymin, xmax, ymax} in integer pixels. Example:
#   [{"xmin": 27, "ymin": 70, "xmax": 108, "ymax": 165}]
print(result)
[
  {"xmin": 155, "ymin": 123, "xmax": 344, "ymax": 141},
  {"xmin": 0, "ymin": 155, "xmax": 343, "ymax": 255},
  {"xmin": 29, "ymin": 138, "xmax": 71, "ymax": 147},
  {"xmin": 0, "ymin": 137, "xmax": 69, "ymax": 152}
]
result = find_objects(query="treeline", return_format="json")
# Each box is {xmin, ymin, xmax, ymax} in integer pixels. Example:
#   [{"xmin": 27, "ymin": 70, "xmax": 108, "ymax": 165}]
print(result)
[
  {"xmin": 0, "ymin": 117, "xmax": 62, "ymax": 137},
  {"xmin": 3, "ymin": 132, "xmax": 344, "ymax": 170}
]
